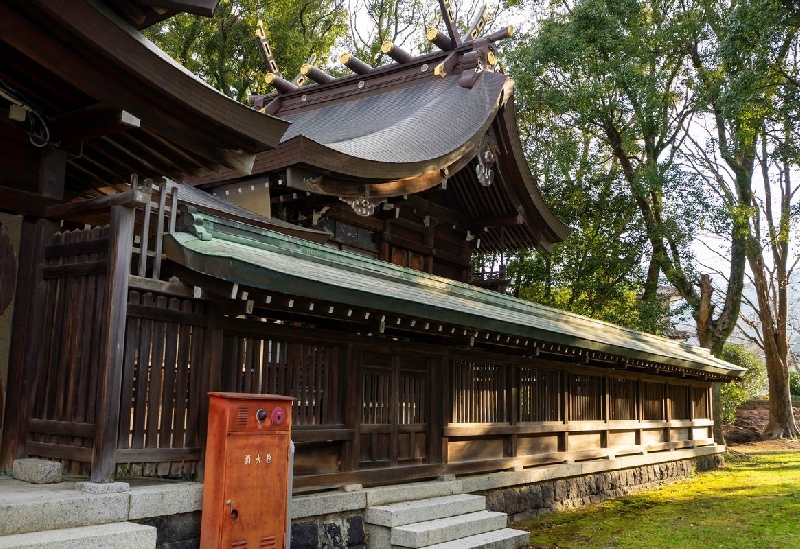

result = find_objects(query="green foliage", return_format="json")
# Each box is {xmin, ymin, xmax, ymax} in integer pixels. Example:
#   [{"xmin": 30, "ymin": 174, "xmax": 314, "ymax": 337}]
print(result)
[
  {"xmin": 718, "ymin": 344, "xmax": 767, "ymax": 423},
  {"xmin": 505, "ymin": 0, "xmax": 716, "ymax": 338},
  {"xmin": 145, "ymin": 0, "xmax": 348, "ymax": 101},
  {"xmin": 789, "ymin": 371, "xmax": 800, "ymax": 398}
]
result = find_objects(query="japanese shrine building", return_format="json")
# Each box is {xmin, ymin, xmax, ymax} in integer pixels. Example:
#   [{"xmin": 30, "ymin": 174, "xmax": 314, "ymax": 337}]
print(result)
[{"xmin": 0, "ymin": 0, "xmax": 742, "ymax": 523}]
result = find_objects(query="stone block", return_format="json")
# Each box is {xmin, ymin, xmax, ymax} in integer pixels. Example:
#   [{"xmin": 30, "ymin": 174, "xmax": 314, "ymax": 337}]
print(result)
[
  {"xmin": 323, "ymin": 522, "xmax": 343, "ymax": 547},
  {"xmin": 291, "ymin": 491, "xmax": 366, "ymax": 520},
  {"xmin": 291, "ymin": 521, "xmax": 319, "ymax": 549},
  {"xmin": 365, "ymin": 494, "xmax": 486, "ymax": 528},
  {"xmin": 391, "ymin": 511, "xmax": 507, "ymax": 548},
  {"xmin": 364, "ymin": 480, "xmax": 463, "ymax": 507},
  {"xmin": 0, "ymin": 493, "xmax": 129, "ymax": 536},
  {"xmin": 11, "ymin": 459, "xmax": 61, "ymax": 484},
  {"xmin": 75, "ymin": 481, "xmax": 130, "ymax": 494},
  {"xmin": 0, "ymin": 522, "xmax": 156, "ymax": 549},
  {"xmin": 346, "ymin": 516, "xmax": 365, "ymax": 546},
  {"xmin": 128, "ymin": 483, "xmax": 203, "ymax": 520}
]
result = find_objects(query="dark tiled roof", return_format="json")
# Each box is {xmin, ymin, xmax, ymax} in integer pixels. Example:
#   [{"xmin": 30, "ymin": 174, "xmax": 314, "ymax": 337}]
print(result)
[{"xmin": 280, "ymin": 73, "xmax": 510, "ymax": 164}]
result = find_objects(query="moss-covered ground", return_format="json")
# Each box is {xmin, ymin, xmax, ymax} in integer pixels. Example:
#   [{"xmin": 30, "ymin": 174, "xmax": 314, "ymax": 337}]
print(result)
[{"xmin": 512, "ymin": 447, "xmax": 800, "ymax": 549}]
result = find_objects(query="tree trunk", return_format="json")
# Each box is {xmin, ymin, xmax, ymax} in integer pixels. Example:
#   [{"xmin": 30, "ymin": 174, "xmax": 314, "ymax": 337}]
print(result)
[{"xmin": 763, "ymin": 348, "xmax": 799, "ymax": 438}]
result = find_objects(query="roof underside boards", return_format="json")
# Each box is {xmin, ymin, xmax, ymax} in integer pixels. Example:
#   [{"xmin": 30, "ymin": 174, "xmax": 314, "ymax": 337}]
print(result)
[
  {"xmin": 0, "ymin": 0, "xmax": 287, "ymax": 198},
  {"xmin": 164, "ymin": 211, "xmax": 744, "ymax": 380}
]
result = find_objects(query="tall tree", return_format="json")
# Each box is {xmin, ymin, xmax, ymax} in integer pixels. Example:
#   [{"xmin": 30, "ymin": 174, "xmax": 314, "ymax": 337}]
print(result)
[
  {"xmin": 145, "ymin": 0, "xmax": 348, "ymax": 102},
  {"xmin": 508, "ymin": 0, "xmax": 745, "ymax": 354},
  {"xmin": 687, "ymin": 0, "xmax": 800, "ymax": 436}
]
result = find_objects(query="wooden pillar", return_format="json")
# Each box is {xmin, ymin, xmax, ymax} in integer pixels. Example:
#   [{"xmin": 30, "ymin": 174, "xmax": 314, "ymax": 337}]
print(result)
[
  {"xmin": 0, "ymin": 217, "xmax": 58, "ymax": 471},
  {"xmin": 91, "ymin": 206, "xmax": 134, "ymax": 483},
  {"xmin": 341, "ymin": 344, "xmax": 359, "ymax": 472},
  {"xmin": 440, "ymin": 351, "xmax": 451, "ymax": 465},
  {"xmin": 508, "ymin": 362, "xmax": 517, "ymax": 459},
  {"xmin": 429, "ymin": 355, "xmax": 444, "ymax": 464},
  {"xmin": 711, "ymin": 382, "xmax": 724, "ymax": 444},
  {"xmin": 196, "ymin": 304, "xmax": 224, "ymax": 481}
]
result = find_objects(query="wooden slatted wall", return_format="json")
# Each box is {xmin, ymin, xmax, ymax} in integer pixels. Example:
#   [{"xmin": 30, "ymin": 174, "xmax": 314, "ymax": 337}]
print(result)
[
  {"xmin": 26, "ymin": 227, "xmax": 109, "ymax": 475},
  {"xmin": 518, "ymin": 367, "xmax": 561, "ymax": 422},
  {"xmin": 669, "ymin": 384, "xmax": 690, "ymax": 419},
  {"xmin": 451, "ymin": 360, "xmax": 507, "ymax": 423},
  {"xmin": 693, "ymin": 387, "xmax": 710, "ymax": 419},
  {"xmin": 642, "ymin": 382, "xmax": 665, "ymax": 420},
  {"xmin": 116, "ymin": 291, "xmax": 207, "ymax": 477},
  {"xmin": 222, "ymin": 335, "xmax": 342, "ymax": 427},
  {"xmin": 610, "ymin": 378, "xmax": 638, "ymax": 420},
  {"xmin": 569, "ymin": 374, "xmax": 604, "ymax": 421}
]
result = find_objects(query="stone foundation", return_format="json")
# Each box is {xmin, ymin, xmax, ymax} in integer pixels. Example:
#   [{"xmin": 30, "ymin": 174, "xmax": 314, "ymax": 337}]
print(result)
[
  {"xmin": 482, "ymin": 454, "xmax": 723, "ymax": 522},
  {"xmin": 124, "ymin": 450, "xmax": 723, "ymax": 548}
]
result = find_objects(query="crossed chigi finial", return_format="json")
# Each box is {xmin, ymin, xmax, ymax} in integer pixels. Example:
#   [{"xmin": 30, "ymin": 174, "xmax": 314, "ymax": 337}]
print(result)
[{"xmin": 254, "ymin": 1, "xmax": 514, "ymax": 94}]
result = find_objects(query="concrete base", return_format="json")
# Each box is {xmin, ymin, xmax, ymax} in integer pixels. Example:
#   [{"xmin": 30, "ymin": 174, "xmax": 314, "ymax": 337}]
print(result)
[{"xmin": 11, "ymin": 459, "xmax": 61, "ymax": 485}]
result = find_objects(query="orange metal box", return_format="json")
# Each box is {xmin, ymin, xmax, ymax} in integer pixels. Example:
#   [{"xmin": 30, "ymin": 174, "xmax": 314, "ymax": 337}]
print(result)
[{"xmin": 201, "ymin": 392, "xmax": 294, "ymax": 549}]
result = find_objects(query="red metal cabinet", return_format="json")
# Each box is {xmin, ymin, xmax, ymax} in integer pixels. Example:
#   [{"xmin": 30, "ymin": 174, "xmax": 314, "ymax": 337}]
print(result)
[{"xmin": 201, "ymin": 392, "xmax": 294, "ymax": 549}]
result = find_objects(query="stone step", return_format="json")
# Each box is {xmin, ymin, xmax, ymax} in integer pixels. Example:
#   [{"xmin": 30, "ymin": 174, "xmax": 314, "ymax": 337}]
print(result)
[
  {"xmin": 0, "ymin": 493, "xmax": 129, "ymax": 536},
  {"xmin": 0, "ymin": 522, "xmax": 156, "ymax": 549},
  {"xmin": 422, "ymin": 528, "xmax": 530, "ymax": 549},
  {"xmin": 366, "ymin": 494, "xmax": 487, "ymax": 527},
  {"xmin": 391, "ymin": 510, "xmax": 509, "ymax": 548}
]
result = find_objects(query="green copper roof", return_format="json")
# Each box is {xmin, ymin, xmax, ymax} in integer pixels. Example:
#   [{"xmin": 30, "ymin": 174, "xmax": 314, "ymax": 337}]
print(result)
[{"xmin": 164, "ymin": 208, "xmax": 744, "ymax": 379}]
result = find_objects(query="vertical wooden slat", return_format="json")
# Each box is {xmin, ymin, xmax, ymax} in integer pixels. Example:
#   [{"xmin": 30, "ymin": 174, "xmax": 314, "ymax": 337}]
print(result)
[
  {"xmin": 152, "ymin": 180, "xmax": 169, "ymax": 280},
  {"xmin": 170, "ymin": 300, "xmax": 193, "ymax": 475},
  {"xmin": 117, "ymin": 291, "xmax": 141, "ymax": 450},
  {"xmin": 158, "ymin": 298, "xmax": 181, "ymax": 451},
  {"xmin": 91, "ymin": 205, "xmax": 134, "ymax": 483},
  {"xmin": 132, "ymin": 292, "xmax": 154, "ymax": 449},
  {"xmin": 185, "ymin": 309, "xmax": 205, "ymax": 449},
  {"xmin": 138, "ymin": 195, "xmax": 152, "ymax": 278},
  {"xmin": 145, "ymin": 296, "xmax": 168, "ymax": 449}
]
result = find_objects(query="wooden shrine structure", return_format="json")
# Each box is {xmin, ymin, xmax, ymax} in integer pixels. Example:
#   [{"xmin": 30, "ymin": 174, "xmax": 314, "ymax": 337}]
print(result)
[{"xmin": 0, "ymin": 0, "xmax": 744, "ymax": 489}]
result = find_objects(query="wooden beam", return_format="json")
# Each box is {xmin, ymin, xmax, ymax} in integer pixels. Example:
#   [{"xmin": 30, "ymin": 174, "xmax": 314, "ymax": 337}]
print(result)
[
  {"xmin": 91, "ymin": 205, "xmax": 134, "ymax": 482},
  {"xmin": 44, "ymin": 188, "xmax": 150, "ymax": 220},
  {"xmin": 54, "ymin": 104, "xmax": 140, "ymax": 142},
  {"xmin": 168, "ymin": 262, "xmax": 239, "ymax": 300},
  {"xmin": 0, "ymin": 186, "xmax": 58, "ymax": 216},
  {"xmin": 140, "ymin": 0, "xmax": 219, "ymax": 17}
]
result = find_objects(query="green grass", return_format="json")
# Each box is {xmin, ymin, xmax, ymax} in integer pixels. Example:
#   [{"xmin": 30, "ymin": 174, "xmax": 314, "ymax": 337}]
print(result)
[{"xmin": 511, "ymin": 449, "xmax": 800, "ymax": 549}]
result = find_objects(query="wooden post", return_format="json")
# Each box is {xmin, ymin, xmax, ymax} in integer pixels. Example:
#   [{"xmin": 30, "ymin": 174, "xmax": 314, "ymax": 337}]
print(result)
[
  {"xmin": 0, "ymin": 218, "xmax": 57, "ymax": 471},
  {"xmin": 196, "ymin": 304, "xmax": 224, "ymax": 481},
  {"xmin": 341, "ymin": 344, "xmax": 359, "ymax": 472},
  {"xmin": 91, "ymin": 206, "xmax": 134, "ymax": 483}
]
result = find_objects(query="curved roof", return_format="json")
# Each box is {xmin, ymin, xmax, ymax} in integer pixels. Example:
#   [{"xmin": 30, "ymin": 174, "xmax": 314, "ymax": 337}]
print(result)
[
  {"xmin": 196, "ymin": 46, "xmax": 569, "ymax": 250},
  {"xmin": 280, "ymin": 72, "xmax": 511, "ymax": 166}
]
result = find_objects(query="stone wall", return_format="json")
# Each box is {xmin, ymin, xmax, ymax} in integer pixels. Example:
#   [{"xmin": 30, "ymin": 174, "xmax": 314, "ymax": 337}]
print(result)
[
  {"xmin": 481, "ymin": 454, "xmax": 723, "ymax": 522},
  {"xmin": 129, "ymin": 451, "xmax": 722, "ymax": 548},
  {"xmin": 291, "ymin": 514, "xmax": 365, "ymax": 549}
]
